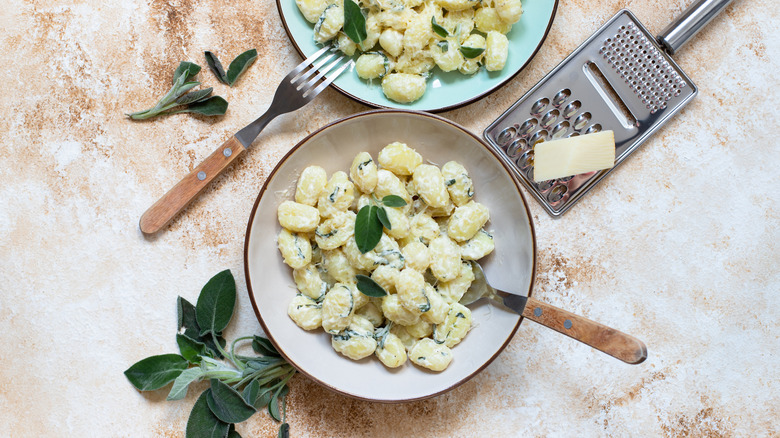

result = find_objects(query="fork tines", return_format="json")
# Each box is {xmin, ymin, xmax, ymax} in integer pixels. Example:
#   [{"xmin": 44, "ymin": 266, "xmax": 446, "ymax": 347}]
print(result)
[{"xmin": 288, "ymin": 46, "xmax": 354, "ymax": 99}]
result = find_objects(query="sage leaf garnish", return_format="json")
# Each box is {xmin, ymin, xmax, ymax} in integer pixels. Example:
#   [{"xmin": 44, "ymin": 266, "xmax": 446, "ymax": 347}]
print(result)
[
  {"xmin": 226, "ymin": 49, "xmax": 258, "ymax": 85},
  {"xmin": 124, "ymin": 354, "xmax": 189, "ymax": 391},
  {"xmin": 431, "ymin": 16, "xmax": 449, "ymax": 38},
  {"xmin": 380, "ymin": 195, "xmax": 407, "ymax": 208},
  {"xmin": 126, "ymin": 270, "xmax": 297, "ymax": 438},
  {"xmin": 459, "ymin": 46, "xmax": 485, "ymax": 59},
  {"xmin": 355, "ymin": 204, "xmax": 382, "ymax": 253},
  {"xmin": 205, "ymin": 51, "xmax": 228, "ymax": 84},
  {"xmin": 355, "ymin": 274, "xmax": 389, "ymax": 297},
  {"xmin": 343, "ymin": 0, "xmax": 367, "ymax": 44},
  {"xmin": 186, "ymin": 390, "xmax": 230, "ymax": 438},
  {"xmin": 376, "ymin": 206, "xmax": 392, "ymax": 230},
  {"xmin": 196, "ymin": 269, "xmax": 236, "ymax": 336},
  {"xmin": 437, "ymin": 41, "xmax": 449, "ymax": 52},
  {"xmin": 127, "ymin": 61, "xmax": 227, "ymax": 120}
]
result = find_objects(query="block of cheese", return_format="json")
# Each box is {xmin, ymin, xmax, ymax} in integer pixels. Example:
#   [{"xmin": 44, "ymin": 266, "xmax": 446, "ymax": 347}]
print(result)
[{"xmin": 533, "ymin": 130, "xmax": 616, "ymax": 182}]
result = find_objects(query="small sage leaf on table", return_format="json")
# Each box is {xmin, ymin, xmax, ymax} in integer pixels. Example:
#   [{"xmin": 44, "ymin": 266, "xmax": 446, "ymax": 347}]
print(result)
[
  {"xmin": 168, "ymin": 367, "xmax": 205, "ymax": 401},
  {"xmin": 196, "ymin": 269, "xmax": 236, "ymax": 336},
  {"xmin": 343, "ymin": 0, "xmax": 367, "ymax": 44},
  {"xmin": 268, "ymin": 385, "xmax": 289, "ymax": 422},
  {"xmin": 186, "ymin": 390, "xmax": 230, "ymax": 438},
  {"xmin": 206, "ymin": 379, "xmax": 257, "ymax": 423},
  {"xmin": 205, "ymin": 51, "xmax": 228, "ymax": 84},
  {"xmin": 228, "ymin": 430, "xmax": 243, "ymax": 438},
  {"xmin": 177, "ymin": 333, "xmax": 207, "ymax": 363},
  {"xmin": 252, "ymin": 335, "xmax": 281, "ymax": 357},
  {"xmin": 176, "ymin": 87, "xmax": 214, "ymax": 105},
  {"xmin": 355, "ymin": 274, "xmax": 388, "ymax": 297},
  {"xmin": 174, "ymin": 61, "xmax": 202, "ymax": 84},
  {"xmin": 226, "ymin": 49, "xmax": 258, "ymax": 85},
  {"xmin": 124, "ymin": 354, "xmax": 189, "ymax": 391},
  {"xmin": 172, "ymin": 96, "xmax": 229, "ymax": 116},
  {"xmin": 178, "ymin": 296, "xmax": 225, "ymax": 359},
  {"xmin": 278, "ymin": 423, "xmax": 290, "ymax": 438},
  {"xmin": 355, "ymin": 204, "xmax": 382, "ymax": 253}
]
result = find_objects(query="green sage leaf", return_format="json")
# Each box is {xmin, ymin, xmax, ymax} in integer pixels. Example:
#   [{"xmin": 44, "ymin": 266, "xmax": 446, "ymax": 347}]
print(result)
[
  {"xmin": 226, "ymin": 49, "xmax": 258, "ymax": 86},
  {"xmin": 381, "ymin": 195, "xmax": 407, "ymax": 207},
  {"xmin": 376, "ymin": 207, "xmax": 392, "ymax": 231},
  {"xmin": 252, "ymin": 336, "xmax": 281, "ymax": 357},
  {"xmin": 167, "ymin": 367, "xmax": 204, "ymax": 401},
  {"xmin": 176, "ymin": 87, "xmax": 214, "ymax": 105},
  {"xmin": 124, "ymin": 354, "xmax": 189, "ymax": 391},
  {"xmin": 437, "ymin": 41, "xmax": 449, "ymax": 52},
  {"xmin": 228, "ymin": 430, "xmax": 242, "ymax": 438},
  {"xmin": 196, "ymin": 269, "xmax": 236, "ymax": 336},
  {"xmin": 355, "ymin": 274, "xmax": 388, "ymax": 297},
  {"xmin": 174, "ymin": 96, "xmax": 229, "ymax": 117},
  {"xmin": 267, "ymin": 385, "xmax": 288, "ymax": 422},
  {"xmin": 186, "ymin": 390, "xmax": 230, "ymax": 438},
  {"xmin": 242, "ymin": 379, "xmax": 260, "ymax": 406},
  {"xmin": 174, "ymin": 61, "xmax": 202, "ymax": 84},
  {"xmin": 431, "ymin": 17, "xmax": 449, "ymax": 38},
  {"xmin": 177, "ymin": 333, "xmax": 207, "ymax": 363},
  {"xmin": 459, "ymin": 46, "xmax": 485, "ymax": 59},
  {"xmin": 355, "ymin": 205, "xmax": 382, "ymax": 253},
  {"xmin": 207, "ymin": 379, "xmax": 257, "ymax": 424},
  {"xmin": 343, "ymin": 0, "xmax": 367, "ymax": 44},
  {"xmin": 204, "ymin": 51, "xmax": 228, "ymax": 84},
  {"xmin": 278, "ymin": 423, "xmax": 290, "ymax": 438},
  {"xmin": 178, "ymin": 296, "xmax": 200, "ymax": 339}
]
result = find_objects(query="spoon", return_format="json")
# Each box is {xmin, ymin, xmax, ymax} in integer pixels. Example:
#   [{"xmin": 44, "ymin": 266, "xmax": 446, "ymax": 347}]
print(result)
[{"xmin": 460, "ymin": 261, "xmax": 647, "ymax": 364}]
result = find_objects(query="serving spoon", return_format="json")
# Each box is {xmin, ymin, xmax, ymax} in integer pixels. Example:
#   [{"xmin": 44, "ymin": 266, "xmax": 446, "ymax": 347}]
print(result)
[{"xmin": 460, "ymin": 261, "xmax": 647, "ymax": 364}]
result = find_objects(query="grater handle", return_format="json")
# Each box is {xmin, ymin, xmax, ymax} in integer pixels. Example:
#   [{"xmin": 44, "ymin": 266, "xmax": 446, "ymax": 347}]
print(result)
[{"xmin": 657, "ymin": 0, "xmax": 735, "ymax": 55}]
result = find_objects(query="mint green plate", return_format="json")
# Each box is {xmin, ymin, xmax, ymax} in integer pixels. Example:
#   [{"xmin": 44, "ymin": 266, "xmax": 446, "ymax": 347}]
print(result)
[{"xmin": 276, "ymin": 0, "xmax": 559, "ymax": 112}]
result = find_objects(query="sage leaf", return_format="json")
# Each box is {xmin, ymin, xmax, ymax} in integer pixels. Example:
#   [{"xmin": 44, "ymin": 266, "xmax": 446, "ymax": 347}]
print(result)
[
  {"xmin": 196, "ymin": 270, "xmax": 236, "ymax": 337},
  {"xmin": 278, "ymin": 423, "xmax": 290, "ymax": 438},
  {"xmin": 355, "ymin": 274, "xmax": 388, "ymax": 297},
  {"xmin": 204, "ymin": 51, "xmax": 228, "ymax": 84},
  {"xmin": 355, "ymin": 205, "xmax": 382, "ymax": 253},
  {"xmin": 242, "ymin": 379, "xmax": 259, "ymax": 406},
  {"xmin": 437, "ymin": 41, "xmax": 449, "ymax": 52},
  {"xmin": 459, "ymin": 46, "xmax": 485, "ymax": 59},
  {"xmin": 186, "ymin": 390, "xmax": 230, "ymax": 438},
  {"xmin": 252, "ymin": 336, "xmax": 281, "ymax": 357},
  {"xmin": 177, "ymin": 87, "xmax": 214, "ymax": 105},
  {"xmin": 381, "ymin": 195, "xmax": 407, "ymax": 207},
  {"xmin": 124, "ymin": 354, "xmax": 189, "ymax": 391},
  {"xmin": 228, "ymin": 430, "xmax": 242, "ymax": 438},
  {"xmin": 268, "ymin": 385, "xmax": 288, "ymax": 422},
  {"xmin": 207, "ymin": 379, "xmax": 257, "ymax": 423},
  {"xmin": 226, "ymin": 49, "xmax": 258, "ymax": 86},
  {"xmin": 174, "ymin": 96, "xmax": 229, "ymax": 117},
  {"xmin": 431, "ymin": 17, "xmax": 449, "ymax": 38},
  {"xmin": 343, "ymin": 0, "xmax": 367, "ymax": 44},
  {"xmin": 174, "ymin": 61, "xmax": 202, "ymax": 84},
  {"xmin": 167, "ymin": 367, "xmax": 204, "ymax": 401},
  {"xmin": 177, "ymin": 333, "xmax": 207, "ymax": 363},
  {"xmin": 178, "ymin": 296, "xmax": 200, "ymax": 339},
  {"xmin": 376, "ymin": 206, "xmax": 392, "ymax": 231}
]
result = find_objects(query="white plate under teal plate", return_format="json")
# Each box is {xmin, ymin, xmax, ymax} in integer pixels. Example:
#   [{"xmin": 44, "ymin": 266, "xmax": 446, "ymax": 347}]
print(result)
[
  {"xmin": 276, "ymin": 0, "xmax": 559, "ymax": 112},
  {"xmin": 244, "ymin": 111, "xmax": 537, "ymax": 401}
]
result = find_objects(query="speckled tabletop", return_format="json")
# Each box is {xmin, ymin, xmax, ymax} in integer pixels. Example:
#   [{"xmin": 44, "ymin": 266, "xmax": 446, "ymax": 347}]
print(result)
[{"xmin": 1, "ymin": 0, "xmax": 778, "ymax": 436}]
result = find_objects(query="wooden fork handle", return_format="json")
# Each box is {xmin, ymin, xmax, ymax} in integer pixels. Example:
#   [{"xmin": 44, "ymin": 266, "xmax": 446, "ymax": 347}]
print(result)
[
  {"xmin": 520, "ymin": 297, "xmax": 648, "ymax": 364},
  {"xmin": 139, "ymin": 136, "xmax": 247, "ymax": 235}
]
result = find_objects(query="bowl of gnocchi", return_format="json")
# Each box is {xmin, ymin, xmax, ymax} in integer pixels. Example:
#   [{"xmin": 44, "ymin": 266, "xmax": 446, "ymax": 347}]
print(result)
[
  {"xmin": 244, "ymin": 110, "xmax": 536, "ymax": 401},
  {"xmin": 277, "ymin": 0, "xmax": 558, "ymax": 111}
]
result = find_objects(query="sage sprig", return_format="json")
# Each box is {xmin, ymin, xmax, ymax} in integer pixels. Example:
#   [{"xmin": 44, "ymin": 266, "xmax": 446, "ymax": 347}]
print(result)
[
  {"xmin": 205, "ymin": 49, "xmax": 258, "ymax": 86},
  {"xmin": 343, "ymin": 0, "xmax": 367, "ymax": 44},
  {"xmin": 127, "ymin": 61, "xmax": 228, "ymax": 120},
  {"xmin": 125, "ymin": 270, "xmax": 295, "ymax": 438},
  {"xmin": 354, "ymin": 195, "xmax": 407, "ymax": 253}
]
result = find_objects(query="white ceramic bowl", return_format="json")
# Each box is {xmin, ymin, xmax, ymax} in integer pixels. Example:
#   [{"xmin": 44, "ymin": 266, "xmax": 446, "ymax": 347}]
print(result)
[{"xmin": 244, "ymin": 110, "xmax": 536, "ymax": 402}]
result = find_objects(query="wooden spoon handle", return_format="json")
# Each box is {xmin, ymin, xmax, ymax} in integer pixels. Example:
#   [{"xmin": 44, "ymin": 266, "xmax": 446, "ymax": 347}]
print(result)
[
  {"xmin": 520, "ymin": 297, "xmax": 648, "ymax": 364},
  {"xmin": 139, "ymin": 136, "xmax": 247, "ymax": 234}
]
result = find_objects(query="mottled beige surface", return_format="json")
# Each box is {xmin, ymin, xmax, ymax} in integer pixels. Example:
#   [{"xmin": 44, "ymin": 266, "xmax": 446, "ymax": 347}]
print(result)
[{"xmin": 1, "ymin": 0, "xmax": 778, "ymax": 436}]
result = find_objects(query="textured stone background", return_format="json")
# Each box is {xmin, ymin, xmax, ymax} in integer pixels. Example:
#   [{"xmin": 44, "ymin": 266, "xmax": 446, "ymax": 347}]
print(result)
[{"xmin": 1, "ymin": 0, "xmax": 778, "ymax": 436}]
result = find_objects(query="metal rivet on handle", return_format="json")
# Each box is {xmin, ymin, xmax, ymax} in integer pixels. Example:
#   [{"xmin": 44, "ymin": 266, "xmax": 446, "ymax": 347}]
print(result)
[
  {"xmin": 564, "ymin": 319, "xmax": 573, "ymax": 329},
  {"xmin": 197, "ymin": 171, "xmax": 206, "ymax": 181},
  {"xmin": 534, "ymin": 307, "xmax": 542, "ymax": 317},
  {"xmin": 223, "ymin": 148, "xmax": 232, "ymax": 157}
]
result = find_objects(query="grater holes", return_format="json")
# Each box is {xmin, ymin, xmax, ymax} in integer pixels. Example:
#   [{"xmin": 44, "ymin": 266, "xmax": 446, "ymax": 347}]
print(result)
[
  {"xmin": 496, "ymin": 126, "xmax": 516, "ymax": 146},
  {"xmin": 536, "ymin": 179, "xmax": 555, "ymax": 193},
  {"xmin": 553, "ymin": 89, "xmax": 571, "ymax": 107},
  {"xmin": 505, "ymin": 138, "xmax": 526, "ymax": 158},
  {"xmin": 518, "ymin": 118, "xmax": 538, "ymax": 136},
  {"xmin": 541, "ymin": 110, "xmax": 560, "ymax": 128},
  {"xmin": 517, "ymin": 150, "xmax": 534, "ymax": 170},
  {"xmin": 563, "ymin": 100, "xmax": 581, "ymax": 118},
  {"xmin": 551, "ymin": 121, "xmax": 570, "ymax": 139},
  {"xmin": 548, "ymin": 184, "xmax": 568, "ymax": 203},
  {"xmin": 531, "ymin": 98, "xmax": 549, "ymax": 115},
  {"xmin": 573, "ymin": 112, "xmax": 591, "ymax": 130},
  {"xmin": 584, "ymin": 124, "xmax": 602, "ymax": 134},
  {"xmin": 528, "ymin": 130, "xmax": 548, "ymax": 147}
]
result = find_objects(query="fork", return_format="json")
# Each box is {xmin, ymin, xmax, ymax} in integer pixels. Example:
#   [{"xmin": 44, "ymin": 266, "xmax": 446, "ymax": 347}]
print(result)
[{"xmin": 139, "ymin": 46, "xmax": 354, "ymax": 234}]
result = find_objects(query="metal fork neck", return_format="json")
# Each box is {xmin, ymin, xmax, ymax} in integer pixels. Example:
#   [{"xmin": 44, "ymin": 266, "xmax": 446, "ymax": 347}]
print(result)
[{"xmin": 234, "ymin": 109, "xmax": 278, "ymax": 148}]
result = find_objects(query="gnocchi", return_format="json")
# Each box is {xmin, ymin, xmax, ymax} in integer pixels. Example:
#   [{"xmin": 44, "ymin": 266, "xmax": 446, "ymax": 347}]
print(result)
[
  {"xmin": 276, "ymin": 142, "xmax": 496, "ymax": 371},
  {"xmin": 295, "ymin": 0, "xmax": 523, "ymax": 103}
]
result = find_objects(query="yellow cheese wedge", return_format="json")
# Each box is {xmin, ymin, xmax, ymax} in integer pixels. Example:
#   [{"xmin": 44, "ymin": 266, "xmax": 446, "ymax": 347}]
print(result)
[{"xmin": 533, "ymin": 131, "xmax": 616, "ymax": 182}]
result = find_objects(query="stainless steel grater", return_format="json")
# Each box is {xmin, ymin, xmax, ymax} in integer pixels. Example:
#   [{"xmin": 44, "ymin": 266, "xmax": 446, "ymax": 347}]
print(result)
[{"xmin": 483, "ymin": 0, "xmax": 734, "ymax": 217}]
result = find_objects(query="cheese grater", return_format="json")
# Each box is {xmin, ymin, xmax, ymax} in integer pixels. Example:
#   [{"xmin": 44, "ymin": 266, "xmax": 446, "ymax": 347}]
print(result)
[{"xmin": 484, "ymin": 0, "xmax": 734, "ymax": 217}]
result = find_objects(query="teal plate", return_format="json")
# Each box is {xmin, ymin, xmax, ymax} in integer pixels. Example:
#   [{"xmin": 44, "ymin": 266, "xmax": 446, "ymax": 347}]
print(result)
[{"xmin": 276, "ymin": 0, "xmax": 559, "ymax": 112}]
